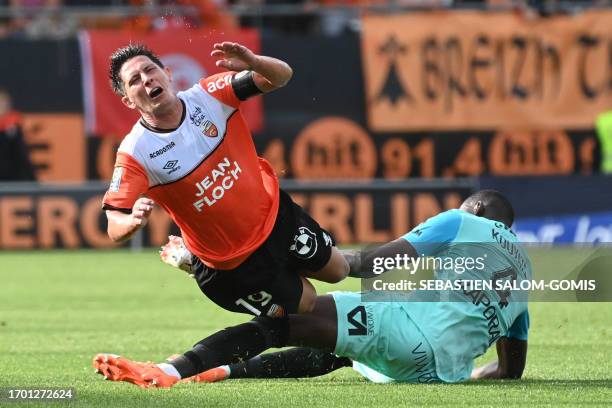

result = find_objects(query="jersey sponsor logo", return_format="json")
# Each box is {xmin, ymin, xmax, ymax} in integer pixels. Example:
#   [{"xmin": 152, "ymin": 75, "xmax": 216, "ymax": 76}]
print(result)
[
  {"xmin": 347, "ymin": 306, "xmax": 367, "ymax": 336},
  {"xmin": 149, "ymin": 141, "xmax": 176, "ymax": 159},
  {"xmin": 189, "ymin": 106, "xmax": 206, "ymax": 127},
  {"xmin": 290, "ymin": 227, "xmax": 318, "ymax": 259},
  {"xmin": 463, "ymin": 289, "xmax": 502, "ymax": 345},
  {"xmin": 109, "ymin": 167, "xmax": 123, "ymax": 192},
  {"xmin": 412, "ymin": 342, "xmax": 438, "ymax": 383},
  {"xmin": 163, "ymin": 160, "xmax": 181, "ymax": 175},
  {"xmin": 206, "ymin": 74, "xmax": 232, "ymax": 93},
  {"xmin": 347, "ymin": 305, "xmax": 374, "ymax": 336},
  {"xmin": 192, "ymin": 157, "xmax": 242, "ymax": 212}
]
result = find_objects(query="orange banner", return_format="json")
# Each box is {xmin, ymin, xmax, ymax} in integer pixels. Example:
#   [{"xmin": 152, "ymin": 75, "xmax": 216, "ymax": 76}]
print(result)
[
  {"xmin": 361, "ymin": 10, "xmax": 612, "ymax": 131},
  {"xmin": 0, "ymin": 186, "xmax": 470, "ymax": 249},
  {"xmin": 22, "ymin": 114, "xmax": 85, "ymax": 182}
]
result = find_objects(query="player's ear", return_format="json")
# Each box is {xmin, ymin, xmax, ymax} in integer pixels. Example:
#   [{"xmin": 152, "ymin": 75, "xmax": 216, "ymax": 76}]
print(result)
[
  {"xmin": 165, "ymin": 67, "xmax": 173, "ymax": 82},
  {"xmin": 121, "ymin": 95, "xmax": 136, "ymax": 110},
  {"xmin": 474, "ymin": 201, "xmax": 485, "ymax": 216}
]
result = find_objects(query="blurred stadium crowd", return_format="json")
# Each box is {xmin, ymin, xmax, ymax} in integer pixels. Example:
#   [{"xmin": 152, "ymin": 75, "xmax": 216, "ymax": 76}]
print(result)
[
  {"xmin": 0, "ymin": 0, "xmax": 610, "ymax": 249},
  {"xmin": 0, "ymin": 0, "xmax": 609, "ymax": 40}
]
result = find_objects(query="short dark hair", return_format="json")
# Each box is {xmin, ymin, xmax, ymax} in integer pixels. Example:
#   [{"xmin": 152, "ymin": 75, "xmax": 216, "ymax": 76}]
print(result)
[
  {"xmin": 109, "ymin": 44, "xmax": 164, "ymax": 96},
  {"xmin": 464, "ymin": 189, "xmax": 515, "ymax": 227}
]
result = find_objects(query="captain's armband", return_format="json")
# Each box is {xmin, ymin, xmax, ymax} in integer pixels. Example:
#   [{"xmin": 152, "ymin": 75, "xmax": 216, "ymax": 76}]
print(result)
[{"xmin": 231, "ymin": 71, "xmax": 263, "ymax": 100}]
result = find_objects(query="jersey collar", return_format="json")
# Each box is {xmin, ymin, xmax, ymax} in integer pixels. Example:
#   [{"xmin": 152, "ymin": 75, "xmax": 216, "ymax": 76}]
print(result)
[{"xmin": 139, "ymin": 99, "xmax": 186, "ymax": 133}]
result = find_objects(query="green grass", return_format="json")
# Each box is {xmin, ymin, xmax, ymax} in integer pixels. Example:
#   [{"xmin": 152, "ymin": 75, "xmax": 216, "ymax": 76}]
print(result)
[{"xmin": 0, "ymin": 250, "xmax": 610, "ymax": 407}]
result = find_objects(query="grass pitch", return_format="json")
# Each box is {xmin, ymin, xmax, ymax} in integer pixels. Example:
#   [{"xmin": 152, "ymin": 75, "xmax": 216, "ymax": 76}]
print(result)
[{"xmin": 1, "ymin": 250, "xmax": 610, "ymax": 407}]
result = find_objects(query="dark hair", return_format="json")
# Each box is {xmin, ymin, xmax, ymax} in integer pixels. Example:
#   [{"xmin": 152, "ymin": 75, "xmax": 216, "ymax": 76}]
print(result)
[
  {"xmin": 465, "ymin": 189, "xmax": 515, "ymax": 227},
  {"xmin": 109, "ymin": 44, "xmax": 164, "ymax": 96}
]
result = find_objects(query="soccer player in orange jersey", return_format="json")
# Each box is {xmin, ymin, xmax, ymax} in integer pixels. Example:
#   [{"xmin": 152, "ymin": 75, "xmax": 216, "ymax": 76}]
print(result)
[{"xmin": 102, "ymin": 44, "xmax": 349, "ymax": 324}]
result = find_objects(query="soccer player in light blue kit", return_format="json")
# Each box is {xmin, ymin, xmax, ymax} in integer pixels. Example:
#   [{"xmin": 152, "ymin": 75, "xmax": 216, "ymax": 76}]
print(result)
[
  {"xmin": 347, "ymin": 188, "xmax": 532, "ymax": 383},
  {"xmin": 95, "ymin": 190, "xmax": 531, "ymax": 387}
]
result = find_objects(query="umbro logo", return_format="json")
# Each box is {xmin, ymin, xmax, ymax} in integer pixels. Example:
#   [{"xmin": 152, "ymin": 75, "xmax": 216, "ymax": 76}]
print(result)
[
  {"xmin": 163, "ymin": 160, "xmax": 181, "ymax": 174},
  {"xmin": 163, "ymin": 160, "xmax": 178, "ymax": 170}
]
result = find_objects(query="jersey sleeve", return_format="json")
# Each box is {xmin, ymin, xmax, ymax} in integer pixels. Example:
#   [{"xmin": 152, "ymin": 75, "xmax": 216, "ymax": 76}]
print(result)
[
  {"xmin": 506, "ymin": 310, "xmax": 529, "ymax": 341},
  {"xmin": 102, "ymin": 152, "xmax": 149, "ymax": 213},
  {"xmin": 199, "ymin": 72, "xmax": 241, "ymax": 108},
  {"xmin": 400, "ymin": 210, "xmax": 463, "ymax": 256}
]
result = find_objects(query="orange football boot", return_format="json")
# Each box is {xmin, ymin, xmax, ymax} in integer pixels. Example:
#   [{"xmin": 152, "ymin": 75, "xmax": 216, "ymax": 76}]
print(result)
[
  {"xmin": 189, "ymin": 367, "xmax": 230, "ymax": 383},
  {"xmin": 93, "ymin": 353, "xmax": 179, "ymax": 388},
  {"xmin": 165, "ymin": 354, "xmax": 229, "ymax": 383}
]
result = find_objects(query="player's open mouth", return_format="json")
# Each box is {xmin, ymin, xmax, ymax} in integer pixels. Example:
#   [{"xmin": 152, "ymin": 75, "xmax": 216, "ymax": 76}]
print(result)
[{"xmin": 149, "ymin": 87, "xmax": 163, "ymax": 99}]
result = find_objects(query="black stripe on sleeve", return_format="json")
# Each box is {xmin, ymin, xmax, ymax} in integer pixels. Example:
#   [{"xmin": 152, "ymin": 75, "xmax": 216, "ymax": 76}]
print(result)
[{"xmin": 102, "ymin": 203, "xmax": 132, "ymax": 214}]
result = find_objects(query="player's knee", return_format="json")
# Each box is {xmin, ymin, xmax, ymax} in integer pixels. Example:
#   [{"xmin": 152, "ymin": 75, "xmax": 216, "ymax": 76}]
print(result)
[
  {"xmin": 298, "ymin": 278, "xmax": 317, "ymax": 313},
  {"xmin": 249, "ymin": 316, "xmax": 290, "ymax": 348},
  {"xmin": 324, "ymin": 252, "xmax": 349, "ymax": 283},
  {"xmin": 298, "ymin": 295, "xmax": 316, "ymax": 313}
]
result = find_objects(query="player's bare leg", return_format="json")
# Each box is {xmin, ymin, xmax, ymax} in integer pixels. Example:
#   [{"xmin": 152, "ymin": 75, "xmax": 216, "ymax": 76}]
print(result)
[
  {"xmin": 289, "ymin": 295, "xmax": 338, "ymax": 350},
  {"xmin": 297, "ymin": 277, "xmax": 317, "ymax": 313}
]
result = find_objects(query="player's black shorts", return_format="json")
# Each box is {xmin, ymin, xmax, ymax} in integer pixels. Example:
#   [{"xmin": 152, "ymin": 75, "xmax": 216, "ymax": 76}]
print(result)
[{"xmin": 191, "ymin": 189, "xmax": 335, "ymax": 317}]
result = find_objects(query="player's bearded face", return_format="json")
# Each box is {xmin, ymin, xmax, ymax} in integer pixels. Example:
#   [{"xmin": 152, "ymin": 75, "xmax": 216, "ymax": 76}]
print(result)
[{"xmin": 119, "ymin": 55, "xmax": 175, "ymax": 115}]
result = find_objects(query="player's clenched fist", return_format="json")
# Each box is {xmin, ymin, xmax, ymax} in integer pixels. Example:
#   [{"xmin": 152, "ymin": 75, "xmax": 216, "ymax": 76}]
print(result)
[{"xmin": 130, "ymin": 197, "xmax": 155, "ymax": 227}]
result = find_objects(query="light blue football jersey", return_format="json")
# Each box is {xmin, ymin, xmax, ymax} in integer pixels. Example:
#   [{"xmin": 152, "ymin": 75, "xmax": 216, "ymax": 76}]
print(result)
[{"xmin": 399, "ymin": 209, "xmax": 532, "ymax": 383}]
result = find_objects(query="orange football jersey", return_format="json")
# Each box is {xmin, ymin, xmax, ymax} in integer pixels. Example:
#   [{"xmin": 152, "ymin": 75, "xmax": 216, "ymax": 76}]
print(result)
[{"xmin": 103, "ymin": 72, "xmax": 279, "ymax": 269}]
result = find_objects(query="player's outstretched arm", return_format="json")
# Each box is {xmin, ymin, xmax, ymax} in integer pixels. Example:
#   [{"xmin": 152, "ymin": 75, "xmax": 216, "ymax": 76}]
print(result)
[
  {"xmin": 211, "ymin": 42, "xmax": 293, "ymax": 93},
  {"xmin": 345, "ymin": 239, "xmax": 419, "ymax": 278},
  {"xmin": 106, "ymin": 197, "xmax": 154, "ymax": 242},
  {"xmin": 471, "ymin": 337, "xmax": 527, "ymax": 380}
]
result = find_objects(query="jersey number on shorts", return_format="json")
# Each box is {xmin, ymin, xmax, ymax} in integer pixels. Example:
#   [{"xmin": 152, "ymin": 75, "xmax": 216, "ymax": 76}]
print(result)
[
  {"xmin": 235, "ymin": 291, "xmax": 273, "ymax": 316},
  {"xmin": 347, "ymin": 306, "xmax": 367, "ymax": 336}
]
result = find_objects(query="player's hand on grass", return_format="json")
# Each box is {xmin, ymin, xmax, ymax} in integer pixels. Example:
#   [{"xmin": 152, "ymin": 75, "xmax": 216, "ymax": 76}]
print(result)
[
  {"xmin": 470, "ymin": 360, "xmax": 499, "ymax": 380},
  {"xmin": 130, "ymin": 197, "xmax": 154, "ymax": 228},
  {"xmin": 211, "ymin": 42, "xmax": 260, "ymax": 72}
]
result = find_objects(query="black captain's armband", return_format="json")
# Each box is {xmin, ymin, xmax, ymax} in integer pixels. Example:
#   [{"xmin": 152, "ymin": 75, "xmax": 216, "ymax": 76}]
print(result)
[{"xmin": 232, "ymin": 71, "xmax": 263, "ymax": 101}]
